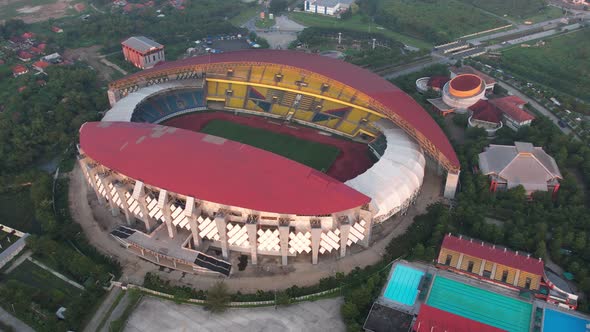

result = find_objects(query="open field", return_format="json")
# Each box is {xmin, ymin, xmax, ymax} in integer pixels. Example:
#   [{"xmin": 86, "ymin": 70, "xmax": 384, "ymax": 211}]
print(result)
[
  {"xmin": 0, "ymin": 188, "xmax": 41, "ymax": 234},
  {"xmin": 288, "ymin": 12, "xmax": 432, "ymax": 49},
  {"xmin": 497, "ymin": 29, "xmax": 590, "ymax": 102},
  {"xmin": 0, "ymin": 0, "xmax": 77, "ymax": 22},
  {"xmin": 200, "ymin": 119, "xmax": 341, "ymax": 172},
  {"xmin": 374, "ymin": 0, "xmax": 506, "ymax": 43},
  {"xmin": 460, "ymin": 0, "xmax": 562, "ymax": 21}
]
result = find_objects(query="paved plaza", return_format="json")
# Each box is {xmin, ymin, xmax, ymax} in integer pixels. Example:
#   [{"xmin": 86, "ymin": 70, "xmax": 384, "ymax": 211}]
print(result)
[{"xmin": 124, "ymin": 296, "xmax": 345, "ymax": 332}]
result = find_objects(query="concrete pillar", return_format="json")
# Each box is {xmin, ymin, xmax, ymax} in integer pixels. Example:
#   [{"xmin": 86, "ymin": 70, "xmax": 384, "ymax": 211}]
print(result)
[
  {"xmin": 513, "ymin": 270, "xmax": 521, "ymax": 287},
  {"xmin": 158, "ymin": 189, "xmax": 176, "ymax": 238},
  {"xmin": 339, "ymin": 222, "xmax": 351, "ymax": 258},
  {"xmin": 99, "ymin": 175, "xmax": 120, "ymax": 217},
  {"xmin": 83, "ymin": 162, "xmax": 105, "ymax": 205},
  {"xmin": 456, "ymin": 253, "xmax": 464, "ymax": 269},
  {"xmin": 491, "ymin": 263, "xmax": 497, "ymax": 279},
  {"xmin": 246, "ymin": 223, "xmax": 258, "ymax": 265},
  {"xmin": 132, "ymin": 181, "xmax": 156, "ymax": 232},
  {"xmin": 115, "ymin": 183, "xmax": 133, "ymax": 225},
  {"xmin": 360, "ymin": 210, "xmax": 372, "ymax": 248},
  {"xmin": 311, "ymin": 226, "xmax": 322, "ymax": 265},
  {"xmin": 279, "ymin": 224, "xmax": 290, "ymax": 266},
  {"xmin": 479, "ymin": 259, "xmax": 486, "ymax": 276},
  {"xmin": 215, "ymin": 214, "xmax": 229, "ymax": 260},
  {"xmin": 444, "ymin": 171, "xmax": 460, "ymax": 199},
  {"xmin": 184, "ymin": 197, "xmax": 202, "ymax": 248}
]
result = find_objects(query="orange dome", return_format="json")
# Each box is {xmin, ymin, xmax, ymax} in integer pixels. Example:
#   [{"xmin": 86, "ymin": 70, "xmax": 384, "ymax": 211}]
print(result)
[{"xmin": 448, "ymin": 74, "xmax": 484, "ymax": 98}]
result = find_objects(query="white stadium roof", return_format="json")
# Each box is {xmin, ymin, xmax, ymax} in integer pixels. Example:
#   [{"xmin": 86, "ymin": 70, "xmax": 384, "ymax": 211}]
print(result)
[{"xmin": 346, "ymin": 120, "xmax": 425, "ymax": 222}]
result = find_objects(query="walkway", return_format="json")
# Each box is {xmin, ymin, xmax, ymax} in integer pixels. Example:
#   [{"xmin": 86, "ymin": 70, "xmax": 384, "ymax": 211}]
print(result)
[
  {"xmin": 83, "ymin": 287, "xmax": 122, "ymax": 332},
  {"xmin": 28, "ymin": 257, "xmax": 85, "ymax": 290},
  {"xmin": 0, "ymin": 307, "xmax": 35, "ymax": 332},
  {"xmin": 3, "ymin": 249, "xmax": 32, "ymax": 274}
]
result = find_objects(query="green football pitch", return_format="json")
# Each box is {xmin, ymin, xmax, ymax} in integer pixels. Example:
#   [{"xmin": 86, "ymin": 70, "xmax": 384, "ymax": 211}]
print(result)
[{"xmin": 199, "ymin": 120, "xmax": 340, "ymax": 172}]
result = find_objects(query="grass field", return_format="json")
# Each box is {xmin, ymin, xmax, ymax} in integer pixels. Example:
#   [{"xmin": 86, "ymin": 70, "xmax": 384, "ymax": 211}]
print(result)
[
  {"xmin": 6, "ymin": 260, "xmax": 81, "ymax": 298},
  {"xmin": 498, "ymin": 29, "xmax": 590, "ymax": 102},
  {"xmin": 255, "ymin": 17, "xmax": 276, "ymax": 29},
  {"xmin": 0, "ymin": 0, "xmax": 58, "ymax": 20},
  {"xmin": 0, "ymin": 187, "xmax": 41, "ymax": 234},
  {"xmin": 288, "ymin": 12, "xmax": 432, "ymax": 49},
  {"xmin": 459, "ymin": 0, "xmax": 560, "ymax": 21},
  {"xmin": 374, "ymin": 0, "xmax": 506, "ymax": 43},
  {"xmin": 199, "ymin": 120, "xmax": 340, "ymax": 172}
]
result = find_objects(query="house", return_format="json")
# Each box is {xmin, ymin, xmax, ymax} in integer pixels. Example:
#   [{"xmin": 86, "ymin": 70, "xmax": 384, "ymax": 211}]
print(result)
[
  {"xmin": 51, "ymin": 26, "xmax": 64, "ymax": 33},
  {"xmin": 437, "ymin": 233, "xmax": 544, "ymax": 290},
  {"xmin": 490, "ymin": 96, "xmax": 535, "ymax": 130},
  {"xmin": 304, "ymin": 0, "xmax": 355, "ymax": 16},
  {"xmin": 17, "ymin": 51, "xmax": 33, "ymax": 62},
  {"xmin": 12, "ymin": 65, "xmax": 28, "ymax": 77},
  {"xmin": 478, "ymin": 142, "xmax": 562, "ymax": 194},
  {"xmin": 467, "ymin": 100, "xmax": 503, "ymax": 136},
  {"xmin": 21, "ymin": 32, "xmax": 35, "ymax": 40},
  {"xmin": 42, "ymin": 53, "xmax": 63, "ymax": 64},
  {"xmin": 121, "ymin": 36, "xmax": 165, "ymax": 69},
  {"xmin": 33, "ymin": 60, "xmax": 51, "ymax": 71}
]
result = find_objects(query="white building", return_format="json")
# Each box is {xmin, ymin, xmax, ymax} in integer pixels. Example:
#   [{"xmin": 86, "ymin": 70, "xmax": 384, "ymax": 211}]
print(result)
[{"xmin": 304, "ymin": 0, "xmax": 355, "ymax": 16}]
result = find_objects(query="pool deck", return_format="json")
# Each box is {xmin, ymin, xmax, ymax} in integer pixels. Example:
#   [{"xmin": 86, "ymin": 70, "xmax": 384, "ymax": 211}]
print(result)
[{"xmin": 378, "ymin": 261, "xmax": 437, "ymax": 315}]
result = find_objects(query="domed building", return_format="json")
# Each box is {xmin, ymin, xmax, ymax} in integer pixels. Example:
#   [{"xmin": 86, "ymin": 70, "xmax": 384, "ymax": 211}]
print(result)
[{"xmin": 427, "ymin": 74, "xmax": 487, "ymax": 115}]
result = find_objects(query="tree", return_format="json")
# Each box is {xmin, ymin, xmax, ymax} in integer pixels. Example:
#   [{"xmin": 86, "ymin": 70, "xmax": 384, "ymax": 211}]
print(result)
[
  {"xmin": 412, "ymin": 243, "xmax": 425, "ymax": 260},
  {"xmin": 535, "ymin": 241, "xmax": 546, "ymax": 260},
  {"xmin": 341, "ymin": 301, "xmax": 359, "ymax": 322},
  {"xmin": 269, "ymin": 0, "xmax": 288, "ymax": 14},
  {"xmin": 275, "ymin": 291, "xmax": 291, "ymax": 305},
  {"xmin": 205, "ymin": 281, "xmax": 230, "ymax": 313}
]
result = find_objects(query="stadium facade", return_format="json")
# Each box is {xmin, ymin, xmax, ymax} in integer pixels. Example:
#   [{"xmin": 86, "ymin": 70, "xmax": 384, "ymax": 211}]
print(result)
[{"xmin": 78, "ymin": 50, "xmax": 459, "ymax": 273}]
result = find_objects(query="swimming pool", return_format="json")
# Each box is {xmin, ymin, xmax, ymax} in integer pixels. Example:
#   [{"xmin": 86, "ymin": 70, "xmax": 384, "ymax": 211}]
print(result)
[
  {"xmin": 426, "ymin": 276, "xmax": 532, "ymax": 332},
  {"xmin": 544, "ymin": 308, "xmax": 590, "ymax": 332},
  {"xmin": 383, "ymin": 264, "xmax": 424, "ymax": 306}
]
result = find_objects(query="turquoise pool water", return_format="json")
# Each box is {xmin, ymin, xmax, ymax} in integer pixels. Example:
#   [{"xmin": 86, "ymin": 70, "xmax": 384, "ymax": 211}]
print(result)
[
  {"xmin": 426, "ymin": 276, "xmax": 532, "ymax": 332},
  {"xmin": 383, "ymin": 264, "xmax": 424, "ymax": 306},
  {"xmin": 544, "ymin": 308, "xmax": 590, "ymax": 332}
]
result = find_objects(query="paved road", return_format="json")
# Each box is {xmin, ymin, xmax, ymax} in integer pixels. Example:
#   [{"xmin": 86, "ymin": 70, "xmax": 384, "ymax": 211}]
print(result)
[
  {"xmin": 496, "ymin": 81, "xmax": 578, "ymax": 139},
  {"xmin": 99, "ymin": 290, "xmax": 130, "ymax": 332},
  {"xmin": 0, "ymin": 307, "xmax": 35, "ymax": 332},
  {"xmin": 83, "ymin": 287, "xmax": 122, "ymax": 332}
]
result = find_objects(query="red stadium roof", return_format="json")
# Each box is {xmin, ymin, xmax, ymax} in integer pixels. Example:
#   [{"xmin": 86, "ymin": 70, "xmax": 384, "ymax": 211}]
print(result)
[
  {"xmin": 414, "ymin": 304, "xmax": 506, "ymax": 332},
  {"xmin": 80, "ymin": 121, "xmax": 370, "ymax": 215},
  {"xmin": 441, "ymin": 234, "xmax": 544, "ymax": 275},
  {"xmin": 115, "ymin": 50, "xmax": 459, "ymax": 169}
]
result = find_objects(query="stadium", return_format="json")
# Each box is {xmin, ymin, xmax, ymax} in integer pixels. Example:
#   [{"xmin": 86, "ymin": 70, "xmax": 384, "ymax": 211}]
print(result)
[{"xmin": 77, "ymin": 50, "xmax": 459, "ymax": 275}]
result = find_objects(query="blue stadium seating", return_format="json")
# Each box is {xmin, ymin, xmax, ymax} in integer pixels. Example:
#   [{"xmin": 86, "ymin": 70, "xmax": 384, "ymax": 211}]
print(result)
[{"xmin": 132, "ymin": 89, "xmax": 206, "ymax": 123}]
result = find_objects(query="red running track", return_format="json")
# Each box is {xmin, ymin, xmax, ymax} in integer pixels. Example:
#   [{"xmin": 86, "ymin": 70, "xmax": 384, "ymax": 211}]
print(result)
[{"xmin": 163, "ymin": 112, "xmax": 375, "ymax": 182}]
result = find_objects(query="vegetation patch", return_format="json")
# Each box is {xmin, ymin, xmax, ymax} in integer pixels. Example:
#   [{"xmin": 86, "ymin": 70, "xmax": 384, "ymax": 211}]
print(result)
[
  {"xmin": 0, "ymin": 187, "xmax": 41, "ymax": 234},
  {"xmin": 200, "ymin": 119, "xmax": 341, "ymax": 172},
  {"xmin": 459, "ymin": 0, "xmax": 559, "ymax": 21}
]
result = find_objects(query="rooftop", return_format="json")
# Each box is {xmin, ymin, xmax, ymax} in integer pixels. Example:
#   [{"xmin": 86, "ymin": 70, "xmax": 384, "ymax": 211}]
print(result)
[
  {"xmin": 450, "ymin": 65, "xmax": 496, "ymax": 86},
  {"xmin": 113, "ymin": 50, "xmax": 459, "ymax": 169},
  {"xmin": 478, "ymin": 142, "xmax": 562, "ymax": 192},
  {"xmin": 79, "ymin": 121, "xmax": 370, "ymax": 215},
  {"xmin": 122, "ymin": 36, "xmax": 164, "ymax": 54},
  {"xmin": 469, "ymin": 100, "xmax": 502, "ymax": 124},
  {"xmin": 363, "ymin": 303, "xmax": 413, "ymax": 332},
  {"xmin": 448, "ymin": 74, "xmax": 484, "ymax": 98},
  {"xmin": 490, "ymin": 96, "xmax": 534, "ymax": 123},
  {"xmin": 414, "ymin": 304, "xmax": 506, "ymax": 332},
  {"xmin": 441, "ymin": 234, "xmax": 544, "ymax": 275}
]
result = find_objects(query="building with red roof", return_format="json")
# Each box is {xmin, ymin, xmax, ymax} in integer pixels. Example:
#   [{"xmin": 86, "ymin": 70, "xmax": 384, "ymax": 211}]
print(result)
[
  {"xmin": 414, "ymin": 304, "xmax": 506, "ymax": 332},
  {"xmin": 121, "ymin": 36, "xmax": 165, "ymax": 69},
  {"xmin": 51, "ymin": 26, "xmax": 64, "ymax": 33},
  {"xmin": 21, "ymin": 32, "xmax": 34, "ymax": 39},
  {"xmin": 490, "ymin": 96, "xmax": 535, "ymax": 130},
  {"xmin": 450, "ymin": 65, "xmax": 496, "ymax": 92},
  {"xmin": 468, "ymin": 100, "xmax": 503, "ymax": 136},
  {"xmin": 17, "ymin": 51, "xmax": 33, "ymax": 62},
  {"xmin": 33, "ymin": 60, "xmax": 50, "ymax": 71},
  {"xmin": 437, "ymin": 233, "xmax": 545, "ymax": 290},
  {"xmin": 12, "ymin": 65, "xmax": 28, "ymax": 77}
]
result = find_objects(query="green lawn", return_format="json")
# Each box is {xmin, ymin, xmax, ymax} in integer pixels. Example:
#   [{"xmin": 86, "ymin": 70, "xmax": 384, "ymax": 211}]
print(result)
[
  {"xmin": 498, "ymin": 29, "xmax": 590, "ymax": 102},
  {"xmin": 255, "ymin": 17, "xmax": 275, "ymax": 29},
  {"xmin": 6, "ymin": 260, "xmax": 81, "ymax": 298},
  {"xmin": 374, "ymin": 0, "xmax": 506, "ymax": 43},
  {"xmin": 0, "ymin": 188, "xmax": 42, "ymax": 234},
  {"xmin": 199, "ymin": 119, "xmax": 340, "ymax": 172},
  {"xmin": 288, "ymin": 12, "xmax": 432, "ymax": 49},
  {"xmin": 229, "ymin": 5, "xmax": 260, "ymax": 26},
  {"xmin": 460, "ymin": 0, "xmax": 562, "ymax": 22}
]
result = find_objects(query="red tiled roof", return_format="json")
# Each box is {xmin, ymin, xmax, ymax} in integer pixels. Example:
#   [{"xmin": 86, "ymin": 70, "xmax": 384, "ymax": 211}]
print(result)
[
  {"xmin": 34, "ymin": 61, "xmax": 50, "ymax": 69},
  {"xmin": 441, "ymin": 234, "xmax": 544, "ymax": 275},
  {"xmin": 21, "ymin": 32, "xmax": 34, "ymax": 39},
  {"xmin": 450, "ymin": 66, "xmax": 496, "ymax": 86},
  {"xmin": 114, "ymin": 50, "xmax": 460, "ymax": 169},
  {"xmin": 12, "ymin": 65, "xmax": 28, "ymax": 74},
  {"xmin": 490, "ymin": 96, "xmax": 534, "ymax": 123},
  {"xmin": 37, "ymin": 43, "xmax": 47, "ymax": 50},
  {"xmin": 79, "ymin": 121, "xmax": 370, "ymax": 215},
  {"xmin": 428, "ymin": 76, "xmax": 449, "ymax": 89},
  {"xmin": 414, "ymin": 304, "xmax": 506, "ymax": 332},
  {"xmin": 469, "ymin": 100, "xmax": 502, "ymax": 124},
  {"xmin": 30, "ymin": 47, "xmax": 42, "ymax": 54},
  {"xmin": 18, "ymin": 51, "xmax": 33, "ymax": 59}
]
